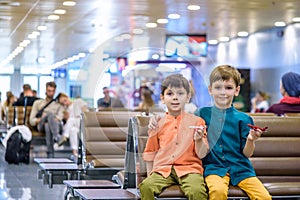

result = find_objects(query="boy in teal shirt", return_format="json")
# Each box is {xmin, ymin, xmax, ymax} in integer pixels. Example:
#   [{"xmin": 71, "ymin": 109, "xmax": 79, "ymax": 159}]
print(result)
[{"xmin": 195, "ymin": 65, "xmax": 271, "ymax": 199}]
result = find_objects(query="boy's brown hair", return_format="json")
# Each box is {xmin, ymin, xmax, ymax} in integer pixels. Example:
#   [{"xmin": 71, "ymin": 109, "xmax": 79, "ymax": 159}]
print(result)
[
  {"xmin": 209, "ymin": 65, "xmax": 241, "ymax": 87},
  {"xmin": 161, "ymin": 74, "xmax": 190, "ymax": 95}
]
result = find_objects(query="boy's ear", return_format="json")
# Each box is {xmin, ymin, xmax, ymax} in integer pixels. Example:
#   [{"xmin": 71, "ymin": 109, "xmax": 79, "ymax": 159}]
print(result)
[
  {"xmin": 208, "ymin": 86, "xmax": 212, "ymax": 95},
  {"xmin": 234, "ymin": 85, "xmax": 241, "ymax": 96},
  {"xmin": 160, "ymin": 94, "xmax": 165, "ymax": 104},
  {"xmin": 187, "ymin": 93, "xmax": 191, "ymax": 103}
]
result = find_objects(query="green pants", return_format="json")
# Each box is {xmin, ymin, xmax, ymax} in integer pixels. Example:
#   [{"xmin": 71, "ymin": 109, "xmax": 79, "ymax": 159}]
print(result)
[{"xmin": 139, "ymin": 167, "xmax": 208, "ymax": 200}]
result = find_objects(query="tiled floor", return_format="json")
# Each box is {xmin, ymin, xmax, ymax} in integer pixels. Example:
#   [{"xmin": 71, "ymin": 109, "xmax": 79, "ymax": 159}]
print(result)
[{"xmin": 0, "ymin": 144, "xmax": 70, "ymax": 200}]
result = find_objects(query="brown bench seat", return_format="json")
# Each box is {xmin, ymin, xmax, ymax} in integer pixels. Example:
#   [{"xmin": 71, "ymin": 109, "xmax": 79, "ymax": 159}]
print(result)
[{"xmin": 79, "ymin": 111, "xmax": 142, "ymax": 180}]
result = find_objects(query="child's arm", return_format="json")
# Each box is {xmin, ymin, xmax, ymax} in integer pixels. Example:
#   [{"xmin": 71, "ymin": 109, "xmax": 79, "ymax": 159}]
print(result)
[
  {"xmin": 243, "ymin": 129, "xmax": 263, "ymax": 157},
  {"xmin": 145, "ymin": 161, "xmax": 154, "ymax": 176},
  {"xmin": 193, "ymin": 126, "xmax": 209, "ymax": 158}
]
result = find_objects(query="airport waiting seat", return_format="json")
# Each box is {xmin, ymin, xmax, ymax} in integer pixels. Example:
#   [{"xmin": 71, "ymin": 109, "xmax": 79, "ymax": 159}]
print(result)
[{"xmin": 79, "ymin": 111, "xmax": 141, "ymax": 180}]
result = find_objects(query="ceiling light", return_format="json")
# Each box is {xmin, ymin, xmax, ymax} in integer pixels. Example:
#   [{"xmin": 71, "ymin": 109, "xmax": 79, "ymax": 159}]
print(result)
[
  {"xmin": 19, "ymin": 40, "xmax": 31, "ymax": 47},
  {"xmin": 78, "ymin": 53, "xmax": 86, "ymax": 58},
  {"xmin": 37, "ymin": 25, "xmax": 47, "ymax": 31},
  {"xmin": 151, "ymin": 53, "xmax": 160, "ymax": 60},
  {"xmin": 219, "ymin": 36, "xmax": 230, "ymax": 42},
  {"xmin": 121, "ymin": 34, "xmax": 131, "ymax": 40},
  {"xmin": 132, "ymin": 28, "xmax": 143, "ymax": 34},
  {"xmin": 37, "ymin": 56, "xmax": 46, "ymax": 64},
  {"xmin": 292, "ymin": 17, "xmax": 300, "ymax": 22},
  {"xmin": 237, "ymin": 31, "xmax": 249, "ymax": 37},
  {"xmin": 54, "ymin": 9, "xmax": 66, "ymax": 15},
  {"xmin": 168, "ymin": 14, "xmax": 181, "ymax": 19},
  {"xmin": 48, "ymin": 15, "xmax": 60, "ymax": 20},
  {"xmin": 28, "ymin": 34, "xmax": 37, "ymax": 39},
  {"xmin": 146, "ymin": 23, "xmax": 157, "ymax": 28},
  {"xmin": 208, "ymin": 40, "xmax": 218, "ymax": 45},
  {"xmin": 63, "ymin": 1, "xmax": 76, "ymax": 6},
  {"xmin": 187, "ymin": 5, "xmax": 200, "ymax": 10},
  {"xmin": 32, "ymin": 31, "xmax": 40, "ymax": 36},
  {"xmin": 88, "ymin": 48, "xmax": 95, "ymax": 53},
  {"xmin": 274, "ymin": 21, "xmax": 286, "ymax": 27},
  {"xmin": 157, "ymin": 18, "xmax": 168, "ymax": 24}
]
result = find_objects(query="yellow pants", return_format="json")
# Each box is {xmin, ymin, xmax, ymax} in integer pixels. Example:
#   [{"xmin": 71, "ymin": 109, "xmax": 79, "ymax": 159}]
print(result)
[{"xmin": 205, "ymin": 174, "xmax": 272, "ymax": 200}]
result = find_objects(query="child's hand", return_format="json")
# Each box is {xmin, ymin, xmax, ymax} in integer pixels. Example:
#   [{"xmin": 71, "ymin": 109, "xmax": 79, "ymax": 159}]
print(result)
[
  {"xmin": 247, "ymin": 124, "xmax": 268, "ymax": 141},
  {"xmin": 190, "ymin": 126, "xmax": 207, "ymax": 140},
  {"xmin": 247, "ymin": 129, "xmax": 262, "ymax": 141},
  {"xmin": 148, "ymin": 114, "xmax": 161, "ymax": 130}
]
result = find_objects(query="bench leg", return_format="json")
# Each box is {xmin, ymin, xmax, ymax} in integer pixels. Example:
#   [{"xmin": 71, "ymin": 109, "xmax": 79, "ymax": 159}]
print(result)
[{"xmin": 48, "ymin": 172, "xmax": 53, "ymax": 188}]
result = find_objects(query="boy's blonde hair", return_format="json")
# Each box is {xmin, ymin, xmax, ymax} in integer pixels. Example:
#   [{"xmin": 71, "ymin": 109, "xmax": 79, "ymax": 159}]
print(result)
[{"xmin": 209, "ymin": 65, "xmax": 241, "ymax": 87}]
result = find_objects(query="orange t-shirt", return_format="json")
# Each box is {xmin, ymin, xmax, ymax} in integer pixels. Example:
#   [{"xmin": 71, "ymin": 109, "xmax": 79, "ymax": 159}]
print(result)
[{"xmin": 142, "ymin": 112, "xmax": 206, "ymax": 178}]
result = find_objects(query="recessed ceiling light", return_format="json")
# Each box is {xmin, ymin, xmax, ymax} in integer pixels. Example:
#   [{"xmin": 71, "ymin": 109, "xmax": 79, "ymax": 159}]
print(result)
[
  {"xmin": 63, "ymin": 1, "xmax": 76, "ymax": 6},
  {"xmin": 132, "ymin": 28, "xmax": 143, "ymax": 34},
  {"xmin": 32, "ymin": 31, "xmax": 40, "ymax": 36},
  {"xmin": 48, "ymin": 15, "xmax": 60, "ymax": 20},
  {"xmin": 168, "ymin": 14, "xmax": 181, "ymax": 19},
  {"xmin": 274, "ymin": 21, "xmax": 286, "ymax": 27},
  {"xmin": 37, "ymin": 56, "xmax": 46, "ymax": 64},
  {"xmin": 54, "ymin": 9, "xmax": 66, "ymax": 15},
  {"xmin": 146, "ymin": 23, "xmax": 157, "ymax": 28},
  {"xmin": 237, "ymin": 31, "xmax": 249, "ymax": 37},
  {"xmin": 292, "ymin": 17, "xmax": 300, "ymax": 22},
  {"xmin": 152, "ymin": 53, "xmax": 160, "ymax": 59},
  {"xmin": 19, "ymin": 40, "xmax": 31, "ymax": 47},
  {"xmin": 187, "ymin": 5, "xmax": 200, "ymax": 10},
  {"xmin": 219, "ymin": 36, "xmax": 230, "ymax": 42},
  {"xmin": 37, "ymin": 25, "xmax": 47, "ymax": 31},
  {"xmin": 208, "ymin": 40, "xmax": 218, "ymax": 45},
  {"xmin": 121, "ymin": 34, "xmax": 131, "ymax": 40},
  {"xmin": 157, "ymin": 18, "xmax": 168, "ymax": 24}
]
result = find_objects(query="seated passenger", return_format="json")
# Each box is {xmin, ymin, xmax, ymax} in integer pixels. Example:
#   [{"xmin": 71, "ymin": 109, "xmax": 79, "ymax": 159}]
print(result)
[
  {"xmin": 267, "ymin": 72, "xmax": 300, "ymax": 115},
  {"xmin": 14, "ymin": 85, "xmax": 39, "ymax": 106},
  {"xmin": 57, "ymin": 93, "xmax": 88, "ymax": 159},
  {"xmin": 29, "ymin": 81, "xmax": 64, "ymax": 158},
  {"xmin": 250, "ymin": 91, "xmax": 269, "ymax": 113},
  {"xmin": 97, "ymin": 87, "xmax": 124, "ymax": 110}
]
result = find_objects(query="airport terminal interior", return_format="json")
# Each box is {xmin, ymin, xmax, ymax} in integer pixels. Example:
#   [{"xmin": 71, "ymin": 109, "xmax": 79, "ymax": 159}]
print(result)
[{"xmin": 1, "ymin": 0, "xmax": 300, "ymax": 200}]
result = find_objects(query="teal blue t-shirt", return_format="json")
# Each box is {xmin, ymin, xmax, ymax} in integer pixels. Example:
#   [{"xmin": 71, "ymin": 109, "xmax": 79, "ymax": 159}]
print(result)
[{"xmin": 195, "ymin": 106, "xmax": 256, "ymax": 185}]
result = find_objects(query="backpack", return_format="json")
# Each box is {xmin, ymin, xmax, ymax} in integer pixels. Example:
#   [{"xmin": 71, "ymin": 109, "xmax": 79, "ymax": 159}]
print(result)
[{"xmin": 5, "ymin": 130, "xmax": 31, "ymax": 164}]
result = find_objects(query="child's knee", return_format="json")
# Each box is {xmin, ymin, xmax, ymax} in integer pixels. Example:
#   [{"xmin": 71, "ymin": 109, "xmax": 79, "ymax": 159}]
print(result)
[
  {"xmin": 182, "ymin": 183, "xmax": 208, "ymax": 199},
  {"xmin": 184, "ymin": 188, "xmax": 208, "ymax": 199},
  {"xmin": 207, "ymin": 184, "xmax": 228, "ymax": 199},
  {"xmin": 139, "ymin": 178, "xmax": 157, "ymax": 193}
]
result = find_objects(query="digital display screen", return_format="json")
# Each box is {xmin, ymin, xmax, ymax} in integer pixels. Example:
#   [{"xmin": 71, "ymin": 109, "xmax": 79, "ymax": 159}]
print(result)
[{"xmin": 165, "ymin": 34, "xmax": 207, "ymax": 58}]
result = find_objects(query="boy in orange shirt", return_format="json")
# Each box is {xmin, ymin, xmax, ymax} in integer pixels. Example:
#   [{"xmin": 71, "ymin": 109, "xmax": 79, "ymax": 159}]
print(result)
[{"xmin": 139, "ymin": 74, "xmax": 209, "ymax": 200}]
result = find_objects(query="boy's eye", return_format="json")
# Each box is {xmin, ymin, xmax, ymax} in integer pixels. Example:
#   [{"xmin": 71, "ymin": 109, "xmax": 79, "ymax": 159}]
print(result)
[
  {"xmin": 225, "ymin": 86, "xmax": 234, "ymax": 90},
  {"xmin": 166, "ymin": 92, "xmax": 173, "ymax": 96}
]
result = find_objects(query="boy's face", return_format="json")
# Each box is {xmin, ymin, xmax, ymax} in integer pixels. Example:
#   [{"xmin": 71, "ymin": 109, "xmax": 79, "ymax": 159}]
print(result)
[
  {"xmin": 209, "ymin": 78, "xmax": 240, "ymax": 109},
  {"xmin": 160, "ymin": 86, "xmax": 190, "ymax": 116}
]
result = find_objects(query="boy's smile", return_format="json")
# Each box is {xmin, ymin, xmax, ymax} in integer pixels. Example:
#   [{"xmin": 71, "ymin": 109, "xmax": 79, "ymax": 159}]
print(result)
[{"xmin": 209, "ymin": 78, "xmax": 240, "ymax": 109}]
